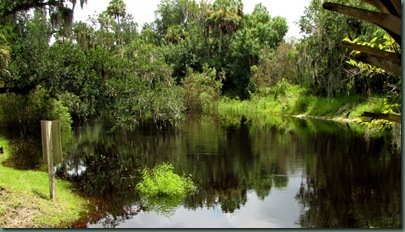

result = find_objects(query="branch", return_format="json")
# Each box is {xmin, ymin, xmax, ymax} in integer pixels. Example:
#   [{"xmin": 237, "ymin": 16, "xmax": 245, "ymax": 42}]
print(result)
[
  {"xmin": 389, "ymin": 0, "xmax": 402, "ymax": 16},
  {"xmin": 342, "ymin": 42, "xmax": 401, "ymax": 62},
  {"xmin": 354, "ymin": 52, "xmax": 401, "ymax": 77},
  {"xmin": 323, "ymin": 2, "xmax": 401, "ymax": 44},
  {"xmin": 0, "ymin": 1, "xmax": 87, "ymax": 18},
  {"xmin": 342, "ymin": 42, "xmax": 401, "ymax": 75},
  {"xmin": 361, "ymin": 112, "xmax": 401, "ymax": 123},
  {"xmin": 361, "ymin": 0, "xmax": 401, "ymax": 16},
  {"xmin": 0, "ymin": 1, "xmax": 53, "ymax": 18}
]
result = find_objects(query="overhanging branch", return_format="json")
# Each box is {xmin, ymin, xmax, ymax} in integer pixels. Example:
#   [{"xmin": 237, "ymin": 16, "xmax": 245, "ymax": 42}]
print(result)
[
  {"xmin": 342, "ymin": 42, "xmax": 401, "ymax": 62},
  {"xmin": 361, "ymin": 0, "xmax": 401, "ymax": 16},
  {"xmin": 323, "ymin": 2, "xmax": 401, "ymax": 44},
  {"xmin": 354, "ymin": 52, "xmax": 401, "ymax": 77}
]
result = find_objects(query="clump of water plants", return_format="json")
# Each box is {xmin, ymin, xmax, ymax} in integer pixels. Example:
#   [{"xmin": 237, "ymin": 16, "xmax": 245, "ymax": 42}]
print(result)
[
  {"xmin": 136, "ymin": 163, "xmax": 196, "ymax": 216},
  {"xmin": 136, "ymin": 163, "xmax": 195, "ymax": 198}
]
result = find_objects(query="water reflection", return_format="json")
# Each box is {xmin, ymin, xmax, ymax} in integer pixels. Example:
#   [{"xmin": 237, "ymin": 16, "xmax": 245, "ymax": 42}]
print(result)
[
  {"xmin": 58, "ymin": 115, "xmax": 400, "ymax": 228},
  {"xmin": 296, "ymin": 134, "xmax": 401, "ymax": 228}
]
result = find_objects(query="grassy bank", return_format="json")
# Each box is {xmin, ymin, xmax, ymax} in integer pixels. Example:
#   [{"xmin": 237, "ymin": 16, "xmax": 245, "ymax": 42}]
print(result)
[
  {"xmin": 215, "ymin": 83, "xmax": 400, "ymax": 124},
  {"xmin": 211, "ymin": 83, "xmax": 401, "ymax": 149},
  {"xmin": 0, "ymin": 137, "xmax": 87, "ymax": 228}
]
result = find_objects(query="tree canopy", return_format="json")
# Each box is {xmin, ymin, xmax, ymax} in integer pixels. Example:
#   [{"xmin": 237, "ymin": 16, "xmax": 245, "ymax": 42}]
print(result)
[{"xmin": 0, "ymin": 0, "xmax": 400, "ymax": 129}]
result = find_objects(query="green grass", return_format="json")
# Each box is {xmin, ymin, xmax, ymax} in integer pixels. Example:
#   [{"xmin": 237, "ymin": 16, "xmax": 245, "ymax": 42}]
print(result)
[
  {"xmin": 211, "ymin": 84, "xmax": 401, "ymax": 143},
  {"xmin": 0, "ymin": 137, "xmax": 87, "ymax": 228},
  {"xmin": 215, "ymin": 84, "xmax": 396, "ymax": 122}
]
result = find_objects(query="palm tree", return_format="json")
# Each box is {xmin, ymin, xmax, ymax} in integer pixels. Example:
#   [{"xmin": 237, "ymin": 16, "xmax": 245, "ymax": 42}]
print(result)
[
  {"xmin": 165, "ymin": 25, "xmax": 189, "ymax": 44},
  {"xmin": 105, "ymin": 0, "xmax": 127, "ymax": 58},
  {"xmin": 207, "ymin": 0, "xmax": 243, "ymax": 53},
  {"xmin": 106, "ymin": 0, "xmax": 126, "ymax": 26}
]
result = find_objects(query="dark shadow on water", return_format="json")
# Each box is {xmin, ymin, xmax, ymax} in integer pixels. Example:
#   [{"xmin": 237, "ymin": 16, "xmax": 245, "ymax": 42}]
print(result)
[{"xmin": 33, "ymin": 116, "xmax": 402, "ymax": 228}]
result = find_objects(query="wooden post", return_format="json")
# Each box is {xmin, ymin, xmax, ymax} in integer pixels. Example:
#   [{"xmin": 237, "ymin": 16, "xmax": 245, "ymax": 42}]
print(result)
[{"xmin": 41, "ymin": 120, "xmax": 62, "ymax": 200}]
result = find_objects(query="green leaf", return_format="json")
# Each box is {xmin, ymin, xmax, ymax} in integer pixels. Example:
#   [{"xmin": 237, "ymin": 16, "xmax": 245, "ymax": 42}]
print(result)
[{"xmin": 370, "ymin": 36, "xmax": 378, "ymax": 44}]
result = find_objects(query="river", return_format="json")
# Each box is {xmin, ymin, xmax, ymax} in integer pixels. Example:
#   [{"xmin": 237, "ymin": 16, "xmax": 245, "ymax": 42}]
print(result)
[{"xmin": 57, "ymin": 114, "xmax": 401, "ymax": 228}]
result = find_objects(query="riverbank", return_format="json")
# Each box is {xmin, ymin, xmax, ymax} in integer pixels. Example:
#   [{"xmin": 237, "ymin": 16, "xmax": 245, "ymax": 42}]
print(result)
[
  {"xmin": 0, "ymin": 88, "xmax": 399, "ymax": 228},
  {"xmin": 0, "ymin": 137, "xmax": 87, "ymax": 228},
  {"xmin": 214, "ymin": 85, "xmax": 400, "ymax": 126}
]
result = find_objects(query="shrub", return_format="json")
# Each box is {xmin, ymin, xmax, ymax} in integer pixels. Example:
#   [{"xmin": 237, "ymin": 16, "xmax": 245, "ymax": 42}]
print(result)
[
  {"xmin": 136, "ymin": 163, "xmax": 195, "ymax": 198},
  {"xmin": 136, "ymin": 163, "xmax": 196, "ymax": 216},
  {"xmin": 0, "ymin": 86, "xmax": 72, "ymax": 168},
  {"xmin": 182, "ymin": 66, "xmax": 223, "ymax": 113},
  {"xmin": 57, "ymin": 92, "xmax": 95, "ymax": 121},
  {"xmin": 291, "ymin": 95, "xmax": 314, "ymax": 114},
  {"xmin": 0, "ymin": 86, "xmax": 72, "ymax": 137}
]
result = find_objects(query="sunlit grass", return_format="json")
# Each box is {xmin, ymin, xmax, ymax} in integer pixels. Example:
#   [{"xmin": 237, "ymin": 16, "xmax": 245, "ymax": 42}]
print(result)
[
  {"xmin": 0, "ymin": 137, "xmax": 87, "ymax": 228},
  {"xmin": 211, "ymin": 84, "xmax": 402, "ymax": 140},
  {"xmin": 215, "ymin": 84, "xmax": 389, "ymax": 122}
]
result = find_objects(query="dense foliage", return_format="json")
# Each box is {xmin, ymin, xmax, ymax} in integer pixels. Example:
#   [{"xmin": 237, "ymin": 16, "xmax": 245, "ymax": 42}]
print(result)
[
  {"xmin": 0, "ymin": 0, "xmax": 400, "ymax": 134},
  {"xmin": 295, "ymin": 0, "xmax": 400, "ymax": 99}
]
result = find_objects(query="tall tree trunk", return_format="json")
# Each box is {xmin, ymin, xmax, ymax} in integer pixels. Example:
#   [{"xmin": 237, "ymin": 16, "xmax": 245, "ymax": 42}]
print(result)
[
  {"xmin": 206, "ymin": 26, "xmax": 211, "ymax": 58},
  {"xmin": 219, "ymin": 29, "xmax": 223, "ymax": 53}
]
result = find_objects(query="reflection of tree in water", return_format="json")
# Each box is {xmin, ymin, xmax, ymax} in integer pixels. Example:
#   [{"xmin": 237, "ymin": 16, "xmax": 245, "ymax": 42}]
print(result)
[
  {"xmin": 58, "ymin": 120, "xmax": 188, "ymax": 227},
  {"xmin": 183, "ymin": 116, "xmax": 290, "ymax": 212},
  {"xmin": 58, "ymin": 140, "xmax": 144, "ymax": 228},
  {"xmin": 56, "ymin": 121, "xmax": 145, "ymax": 227},
  {"xmin": 185, "ymin": 172, "xmax": 247, "ymax": 213},
  {"xmin": 295, "ymin": 134, "xmax": 401, "ymax": 228}
]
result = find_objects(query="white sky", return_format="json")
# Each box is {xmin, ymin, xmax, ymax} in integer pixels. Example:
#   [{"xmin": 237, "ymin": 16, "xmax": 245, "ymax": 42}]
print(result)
[{"xmin": 73, "ymin": 0, "xmax": 311, "ymax": 39}]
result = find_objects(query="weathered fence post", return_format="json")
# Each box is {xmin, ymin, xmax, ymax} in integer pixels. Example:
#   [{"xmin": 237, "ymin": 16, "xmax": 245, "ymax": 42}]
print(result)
[{"xmin": 41, "ymin": 120, "xmax": 62, "ymax": 200}]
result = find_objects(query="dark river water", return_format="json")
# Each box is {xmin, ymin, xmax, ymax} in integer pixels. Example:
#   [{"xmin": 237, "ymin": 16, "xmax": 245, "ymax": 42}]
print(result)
[{"xmin": 57, "ymin": 114, "xmax": 401, "ymax": 228}]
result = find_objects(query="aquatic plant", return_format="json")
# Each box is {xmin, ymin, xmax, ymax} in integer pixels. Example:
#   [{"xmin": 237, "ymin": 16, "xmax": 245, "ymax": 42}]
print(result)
[
  {"xmin": 136, "ymin": 163, "xmax": 196, "ymax": 216},
  {"xmin": 136, "ymin": 163, "xmax": 195, "ymax": 197}
]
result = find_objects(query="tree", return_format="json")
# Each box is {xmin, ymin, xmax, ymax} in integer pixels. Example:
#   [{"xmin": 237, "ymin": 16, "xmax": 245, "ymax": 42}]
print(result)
[
  {"xmin": 323, "ymin": 0, "xmax": 401, "ymax": 79},
  {"xmin": 0, "ymin": 0, "xmax": 87, "ymax": 94},
  {"xmin": 322, "ymin": 0, "xmax": 401, "ymax": 123},
  {"xmin": 296, "ymin": 0, "xmax": 376, "ymax": 99},
  {"xmin": 225, "ymin": 4, "xmax": 288, "ymax": 98},
  {"xmin": 252, "ymin": 40, "xmax": 297, "ymax": 88},
  {"xmin": 207, "ymin": 0, "xmax": 243, "ymax": 53},
  {"xmin": 106, "ymin": 0, "xmax": 126, "ymax": 25},
  {"xmin": 154, "ymin": 0, "xmax": 195, "ymax": 37},
  {"xmin": 0, "ymin": 0, "xmax": 87, "ymax": 29},
  {"xmin": 165, "ymin": 25, "xmax": 189, "ymax": 44},
  {"xmin": 3, "ymin": 10, "xmax": 52, "ymax": 94},
  {"xmin": 107, "ymin": 40, "xmax": 185, "ymax": 128}
]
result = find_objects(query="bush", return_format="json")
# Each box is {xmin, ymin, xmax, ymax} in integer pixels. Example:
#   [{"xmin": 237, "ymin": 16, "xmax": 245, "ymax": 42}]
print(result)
[
  {"xmin": 108, "ymin": 78, "xmax": 185, "ymax": 130},
  {"xmin": 291, "ymin": 95, "xmax": 315, "ymax": 114},
  {"xmin": 57, "ymin": 92, "xmax": 95, "ymax": 121},
  {"xmin": 136, "ymin": 163, "xmax": 195, "ymax": 198},
  {"xmin": 135, "ymin": 163, "xmax": 196, "ymax": 216},
  {"xmin": 182, "ymin": 66, "xmax": 223, "ymax": 113},
  {"xmin": 0, "ymin": 86, "xmax": 72, "ymax": 168}
]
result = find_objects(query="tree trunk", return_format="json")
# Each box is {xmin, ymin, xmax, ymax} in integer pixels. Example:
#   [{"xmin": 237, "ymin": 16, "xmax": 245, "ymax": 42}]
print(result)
[{"xmin": 219, "ymin": 29, "xmax": 223, "ymax": 53}]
